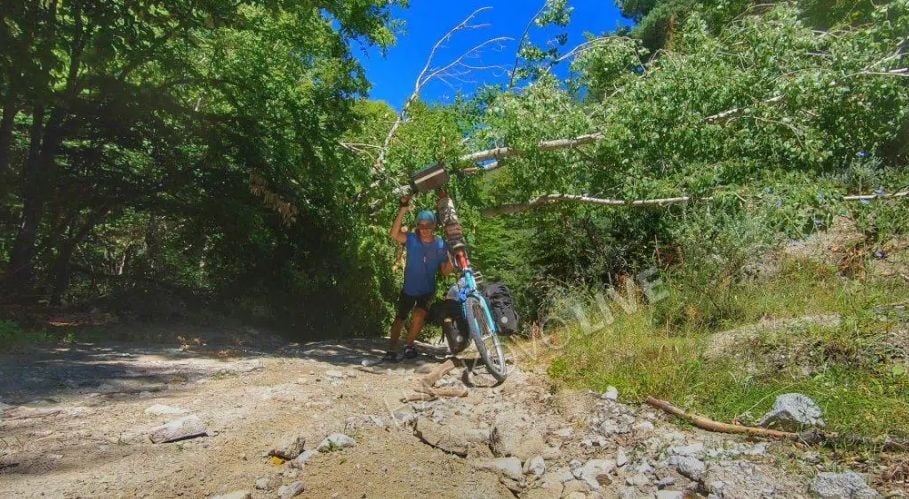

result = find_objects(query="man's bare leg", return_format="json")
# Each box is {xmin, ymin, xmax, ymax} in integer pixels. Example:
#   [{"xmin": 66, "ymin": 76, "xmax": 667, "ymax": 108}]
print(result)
[
  {"xmin": 404, "ymin": 308, "xmax": 428, "ymax": 346},
  {"xmin": 388, "ymin": 318, "xmax": 405, "ymax": 352}
]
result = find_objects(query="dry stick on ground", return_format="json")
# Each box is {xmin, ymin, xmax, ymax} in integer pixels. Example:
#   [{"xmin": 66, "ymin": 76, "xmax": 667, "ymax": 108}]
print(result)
[
  {"xmin": 362, "ymin": 7, "xmax": 511, "ymax": 196},
  {"xmin": 645, "ymin": 397, "xmax": 798, "ymax": 440},
  {"xmin": 645, "ymin": 397, "xmax": 909, "ymax": 452}
]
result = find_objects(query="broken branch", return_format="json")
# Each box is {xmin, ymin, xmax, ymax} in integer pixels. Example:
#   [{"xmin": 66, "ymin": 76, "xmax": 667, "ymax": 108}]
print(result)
[
  {"xmin": 645, "ymin": 397, "xmax": 797, "ymax": 440},
  {"xmin": 363, "ymin": 7, "xmax": 509, "ymax": 195},
  {"xmin": 646, "ymin": 397, "xmax": 909, "ymax": 451},
  {"xmin": 461, "ymin": 132, "xmax": 604, "ymax": 164},
  {"xmin": 482, "ymin": 194, "xmax": 707, "ymax": 217},
  {"xmin": 482, "ymin": 190, "xmax": 908, "ymax": 217}
]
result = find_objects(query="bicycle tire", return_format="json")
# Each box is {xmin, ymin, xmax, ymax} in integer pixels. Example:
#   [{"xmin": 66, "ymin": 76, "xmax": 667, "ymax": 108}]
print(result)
[{"xmin": 465, "ymin": 296, "xmax": 508, "ymax": 382}]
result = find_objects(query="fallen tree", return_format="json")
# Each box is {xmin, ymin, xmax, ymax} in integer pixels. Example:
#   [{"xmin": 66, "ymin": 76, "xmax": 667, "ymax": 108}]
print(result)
[{"xmin": 482, "ymin": 190, "xmax": 909, "ymax": 217}]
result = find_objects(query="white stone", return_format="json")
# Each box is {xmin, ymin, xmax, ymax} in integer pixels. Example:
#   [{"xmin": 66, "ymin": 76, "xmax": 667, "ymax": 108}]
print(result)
[
  {"xmin": 524, "ymin": 455, "xmax": 546, "ymax": 477},
  {"xmin": 148, "ymin": 415, "xmax": 207, "ymax": 443},
  {"xmin": 144, "ymin": 404, "xmax": 190, "ymax": 416},
  {"xmin": 474, "ymin": 457, "xmax": 524, "ymax": 482},
  {"xmin": 316, "ymin": 432, "xmax": 356, "ymax": 452},
  {"xmin": 616, "ymin": 447, "xmax": 628, "ymax": 467},
  {"xmin": 277, "ymin": 481, "xmax": 305, "ymax": 498}
]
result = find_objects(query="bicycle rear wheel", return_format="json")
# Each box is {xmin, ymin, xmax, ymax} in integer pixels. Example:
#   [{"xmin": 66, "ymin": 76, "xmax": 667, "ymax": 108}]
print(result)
[{"xmin": 465, "ymin": 296, "xmax": 508, "ymax": 382}]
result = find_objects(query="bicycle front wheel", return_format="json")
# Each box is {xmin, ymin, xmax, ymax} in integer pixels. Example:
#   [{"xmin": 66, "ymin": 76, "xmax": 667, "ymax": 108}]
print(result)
[{"xmin": 465, "ymin": 296, "xmax": 508, "ymax": 382}]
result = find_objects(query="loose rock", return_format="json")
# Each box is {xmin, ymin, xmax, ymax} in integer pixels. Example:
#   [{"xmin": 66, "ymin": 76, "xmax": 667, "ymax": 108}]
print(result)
[
  {"xmin": 148, "ymin": 415, "xmax": 208, "ymax": 443},
  {"xmin": 667, "ymin": 455, "xmax": 705, "ymax": 482},
  {"xmin": 414, "ymin": 416, "xmax": 489, "ymax": 457},
  {"xmin": 210, "ymin": 491, "xmax": 251, "ymax": 499},
  {"xmin": 269, "ymin": 433, "xmax": 306, "ymax": 460},
  {"xmin": 490, "ymin": 413, "xmax": 546, "ymax": 460},
  {"xmin": 758, "ymin": 393, "xmax": 825, "ymax": 430},
  {"xmin": 524, "ymin": 455, "xmax": 546, "ymax": 477},
  {"xmin": 626, "ymin": 473, "xmax": 650, "ymax": 488},
  {"xmin": 473, "ymin": 457, "xmax": 524, "ymax": 482},
  {"xmin": 811, "ymin": 472, "xmax": 880, "ymax": 499},
  {"xmin": 579, "ymin": 459, "xmax": 615, "ymax": 490},
  {"xmin": 144, "ymin": 404, "xmax": 189, "ymax": 416},
  {"xmin": 616, "ymin": 447, "xmax": 628, "ymax": 467},
  {"xmin": 344, "ymin": 414, "xmax": 386, "ymax": 432},
  {"xmin": 316, "ymin": 432, "xmax": 356, "ymax": 452},
  {"xmin": 290, "ymin": 449, "xmax": 318, "ymax": 469},
  {"xmin": 277, "ymin": 481, "xmax": 305, "ymax": 498},
  {"xmin": 255, "ymin": 476, "xmax": 280, "ymax": 491}
]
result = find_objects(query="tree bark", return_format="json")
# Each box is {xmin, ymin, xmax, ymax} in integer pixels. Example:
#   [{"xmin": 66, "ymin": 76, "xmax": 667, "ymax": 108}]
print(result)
[
  {"xmin": 4, "ymin": 1, "xmax": 86, "ymax": 301},
  {"xmin": 0, "ymin": 96, "xmax": 18, "ymax": 177},
  {"xmin": 4, "ymin": 105, "xmax": 47, "ymax": 299},
  {"xmin": 50, "ymin": 207, "xmax": 111, "ymax": 305}
]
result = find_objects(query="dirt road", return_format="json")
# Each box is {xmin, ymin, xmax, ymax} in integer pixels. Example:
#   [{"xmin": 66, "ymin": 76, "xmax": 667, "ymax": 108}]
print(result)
[{"xmin": 0, "ymin": 328, "xmax": 886, "ymax": 498}]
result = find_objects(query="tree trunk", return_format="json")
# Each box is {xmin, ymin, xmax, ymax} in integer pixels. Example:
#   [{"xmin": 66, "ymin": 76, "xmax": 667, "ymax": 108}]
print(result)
[
  {"xmin": 50, "ymin": 207, "xmax": 110, "ymax": 305},
  {"xmin": 4, "ymin": 106, "xmax": 66, "ymax": 301},
  {"xmin": 0, "ymin": 96, "xmax": 18, "ymax": 177}
]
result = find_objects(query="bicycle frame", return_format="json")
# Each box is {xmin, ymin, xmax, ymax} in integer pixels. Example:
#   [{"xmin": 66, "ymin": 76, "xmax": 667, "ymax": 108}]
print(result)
[{"xmin": 453, "ymin": 249, "xmax": 499, "ymax": 339}]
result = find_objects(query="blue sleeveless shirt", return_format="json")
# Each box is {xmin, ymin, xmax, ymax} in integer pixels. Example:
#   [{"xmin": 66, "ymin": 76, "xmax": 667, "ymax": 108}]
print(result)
[{"xmin": 403, "ymin": 233, "xmax": 449, "ymax": 296}]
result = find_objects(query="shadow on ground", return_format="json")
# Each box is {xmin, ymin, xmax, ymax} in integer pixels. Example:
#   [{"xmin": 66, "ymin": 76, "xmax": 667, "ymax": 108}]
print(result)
[{"xmin": 0, "ymin": 322, "xmax": 464, "ymax": 406}]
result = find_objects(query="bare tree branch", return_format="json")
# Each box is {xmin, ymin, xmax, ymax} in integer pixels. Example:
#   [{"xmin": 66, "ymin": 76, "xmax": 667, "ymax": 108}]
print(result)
[
  {"xmin": 460, "ymin": 132, "xmax": 604, "ymax": 164},
  {"xmin": 843, "ymin": 190, "xmax": 909, "ymax": 201},
  {"xmin": 361, "ymin": 7, "xmax": 510, "ymax": 198},
  {"xmin": 703, "ymin": 95, "xmax": 785, "ymax": 124},
  {"xmin": 553, "ymin": 36, "xmax": 637, "ymax": 64},
  {"xmin": 506, "ymin": 1, "xmax": 549, "ymax": 90}
]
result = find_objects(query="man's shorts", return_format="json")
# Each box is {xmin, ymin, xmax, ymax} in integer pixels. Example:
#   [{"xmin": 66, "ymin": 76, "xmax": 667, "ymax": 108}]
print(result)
[{"xmin": 396, "ymin": 291, "xmax": 434, "ymax": 320}]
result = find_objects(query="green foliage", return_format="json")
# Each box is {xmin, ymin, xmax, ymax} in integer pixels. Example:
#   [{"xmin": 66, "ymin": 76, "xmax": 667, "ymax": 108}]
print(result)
[
  {"xmin": 0, "ymin": 320, "xmax": 55, "ymax": 351},
  {"xmin": 0, "ymin": 1, "xmax": 403, "ymax": 337},
  {"xmin": 443, "ymin": 0, "xmax": 909, "ymax": 322}
]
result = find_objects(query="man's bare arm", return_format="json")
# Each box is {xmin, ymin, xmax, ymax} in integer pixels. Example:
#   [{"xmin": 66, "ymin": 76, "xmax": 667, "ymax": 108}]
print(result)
[{"xmin": 391, "ymin": 196, "xmax": 410, "ymax": 244}]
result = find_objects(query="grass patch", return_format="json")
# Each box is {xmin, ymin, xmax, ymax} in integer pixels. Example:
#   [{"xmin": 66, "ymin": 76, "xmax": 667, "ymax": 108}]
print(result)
[
  {"xmin": 545, "ymin": 257, "xmax": 909, "ymax": 441},
  {"xmin": 0, "ymin": 320, "xmax": 57, "ymax": 351}
]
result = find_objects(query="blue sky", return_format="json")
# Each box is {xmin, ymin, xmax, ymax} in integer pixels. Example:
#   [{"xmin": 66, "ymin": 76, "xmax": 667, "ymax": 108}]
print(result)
[{"xmin": 354, "ymin": 1, "xmax": 634, "ymax": 109}]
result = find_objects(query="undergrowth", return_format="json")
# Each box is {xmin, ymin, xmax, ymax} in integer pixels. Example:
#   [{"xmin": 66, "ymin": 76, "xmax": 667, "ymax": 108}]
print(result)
[{"xmin": 543, "ymin": 257, "xmax": 909, "ymax": 440}]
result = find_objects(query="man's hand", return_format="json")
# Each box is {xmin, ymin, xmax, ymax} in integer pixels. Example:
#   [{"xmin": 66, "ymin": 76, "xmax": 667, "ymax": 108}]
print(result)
[{"xmin": 399, "ymin": 195, "xmax": 412, "ymax": 209}]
